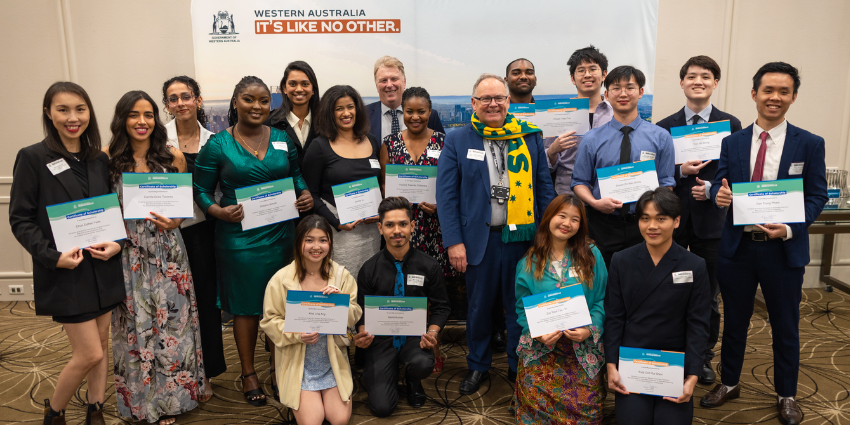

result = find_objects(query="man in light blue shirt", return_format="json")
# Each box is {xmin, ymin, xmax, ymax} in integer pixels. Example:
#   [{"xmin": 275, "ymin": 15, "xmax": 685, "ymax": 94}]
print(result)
[{"xmin": 572, "ymin": 66, "xmax": 675, "ymax": 267}]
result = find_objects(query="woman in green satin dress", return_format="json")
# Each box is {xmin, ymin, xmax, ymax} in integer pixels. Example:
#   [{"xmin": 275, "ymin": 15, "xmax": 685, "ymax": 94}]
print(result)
[{"xmin": 193, "ymin": 76, "xmax": 313, "ymax": 406}]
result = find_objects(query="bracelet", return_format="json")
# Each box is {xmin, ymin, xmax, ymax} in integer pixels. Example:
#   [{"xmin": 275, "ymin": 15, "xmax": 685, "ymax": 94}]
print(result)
[{"xmin": 427, "ymin": 329, "xmax": 439, "ymax": 334}]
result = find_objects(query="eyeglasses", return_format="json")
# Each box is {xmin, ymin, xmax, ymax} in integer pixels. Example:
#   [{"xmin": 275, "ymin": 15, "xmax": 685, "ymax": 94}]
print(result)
[
  {"xmin": 574, "ymin": 67, "xmax": 601, "ymax": 75},
  {"xmin": 607, "ymin": 86, "xmax": 639, "ymax": 95},
  {"xmin": 473, "ymin": 96, "xmax": 508, "ymax": 105},
  {"xmin": 167, "ymin": 93, "xmax": 196, "ymax": 105}
]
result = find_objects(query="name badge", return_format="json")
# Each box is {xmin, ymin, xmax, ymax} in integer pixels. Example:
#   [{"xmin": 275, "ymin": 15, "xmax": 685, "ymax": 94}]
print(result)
[
  {"xmin": 671, "ymin": 271, "xmax": 694, "ymax": 284},
  {"xmin": 467, "ymin": 149, "xmax": 485, "ymax": 161},
  {"xmin": 272, "ymin": 141, "xmax": 288, "ymax": 151},
  {"xmin": 789, "ymin": 162, "xmax": 804, "ymax": 175},
  {"xmin": 369, "ymin": 159, "xmax": 381, "ymax": 169},
  {"xmin": 568, "ymin": 267, "xmax": 578, "ymax": 278},
  {"xmin": 427, "ymin": 149, "xmax": 441, "ymax": 159},
  {"xmin": 47, "ymin": 158, "xmax": 71, "ymax": 175},
  {"xmin": 407, "ymin": 274, "xmax": 425, "ymax": 286},
  {"xmin": 640, "ymin": 151, "xmax": 656, "ymax": 161}
]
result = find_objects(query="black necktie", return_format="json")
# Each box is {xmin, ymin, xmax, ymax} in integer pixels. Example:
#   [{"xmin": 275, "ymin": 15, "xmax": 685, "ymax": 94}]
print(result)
[
  {"xmin": 618, "ymin": 126, "xmax": 634, "ymax": 216},
  {"xmin": 691, "ymin": 115, "xmax": 700, "ymax": 125},
  {"xmin": 389, "ymin": 110, "xmax": 400, "ymax": 135}
]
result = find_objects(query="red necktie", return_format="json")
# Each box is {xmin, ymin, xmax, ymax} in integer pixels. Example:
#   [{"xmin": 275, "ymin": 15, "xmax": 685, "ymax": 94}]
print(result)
[{"xmin": 751, "ymin": 131, "xmax": 769, "ymax": 182}]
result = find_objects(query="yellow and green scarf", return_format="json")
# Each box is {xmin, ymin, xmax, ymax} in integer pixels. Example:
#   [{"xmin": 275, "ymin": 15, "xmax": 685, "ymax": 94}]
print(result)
[{"xmin": 471, "ymin": 112, "xmax": 542, "ymax": 243}]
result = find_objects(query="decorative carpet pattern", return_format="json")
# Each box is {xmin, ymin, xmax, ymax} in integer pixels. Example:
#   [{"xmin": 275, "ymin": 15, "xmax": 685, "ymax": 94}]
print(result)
[{"xmin": 0, "ymin": 288, "xmax": 848, "ymax": 424}]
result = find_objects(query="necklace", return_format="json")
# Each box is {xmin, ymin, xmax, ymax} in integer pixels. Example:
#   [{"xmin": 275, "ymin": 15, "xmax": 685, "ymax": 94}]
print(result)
[{"xmin": 234, "ymin": 125, "xmax": 265, "ymax": 157}]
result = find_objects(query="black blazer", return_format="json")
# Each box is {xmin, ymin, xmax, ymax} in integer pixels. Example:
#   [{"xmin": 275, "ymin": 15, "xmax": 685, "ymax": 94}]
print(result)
[
  {"xmin": 9, "ymin": 141, "xmax": 124, "ymax": 316},
  {"xmin": 365, "ymin": 101, "xmax": 445, "ymax": 142},
  {"xmin": 656, "ymin": 107, "xmax": 742, "ymax": 240},
  {"xmin": 265, "ymin": 112, "xmax": 318, "ymax": 167},
  {"xmin": 604, "ymin": 242, "xmax": 710, "ymax": 377}
]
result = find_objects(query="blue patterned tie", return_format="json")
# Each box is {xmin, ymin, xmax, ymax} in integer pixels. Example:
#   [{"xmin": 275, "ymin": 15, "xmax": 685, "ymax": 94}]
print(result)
[
  {"xmin": 393, "ymin": 261, "xmax": 406, "ymax": 350},
  {"xmin": 389, "ymin": 109, "xmax": 400, "ymax": 135}
]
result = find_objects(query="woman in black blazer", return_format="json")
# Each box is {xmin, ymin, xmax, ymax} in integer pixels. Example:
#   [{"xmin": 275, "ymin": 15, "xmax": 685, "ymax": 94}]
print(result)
[
  {"xmin": 10, "ymin": 82, "xmax": 124, "ymax": 425},
  {"xmin": 604, "ymin": 187, "xmax": 710, "ymax": 425},
  {"xmin": 265, "ymin": 60, "xmax": 320, "ymax": 166}
]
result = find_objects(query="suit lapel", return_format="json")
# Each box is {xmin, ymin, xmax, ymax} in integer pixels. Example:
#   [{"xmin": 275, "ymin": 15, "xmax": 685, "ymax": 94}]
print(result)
[
  {"xmin": 473, "ymin": 135, "xmax": 490, "ymax": 197},
  {"xmin": 45, "ymin": 148, "xmax": 84, "ymax": 200},
  {"xmin": 708, "ymin": 107, "xmax": 725, "ymax": 123},
  {"xmin": 629, "ymin": 243, "xmax": 681, "ymax": 313},
  {"xmin": 673, "ymin": 108, "xmax": 687, "ymax": 127},
  {"xmin": 737, "ymin": 126, "xmax": 754, "ymax": 182},
  {"xmin": 777, "ymin": 124, "xmax": 800, "ymax": 180},
  {"xmin": 370, "ymin": 103, "xmax": 382, "ymax": 140}
]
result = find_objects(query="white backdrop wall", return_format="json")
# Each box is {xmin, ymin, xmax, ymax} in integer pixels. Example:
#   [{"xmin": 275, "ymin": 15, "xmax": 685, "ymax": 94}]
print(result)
[{"xmin": 1, "ymin": 0, "xmax": 849, "ymax": 300}]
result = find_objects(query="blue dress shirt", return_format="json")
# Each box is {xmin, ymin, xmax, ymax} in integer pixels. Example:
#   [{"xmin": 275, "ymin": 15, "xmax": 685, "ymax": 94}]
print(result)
[{"xmin": 571, "ymin": 117, "xmax": 676, "ymax": 214}]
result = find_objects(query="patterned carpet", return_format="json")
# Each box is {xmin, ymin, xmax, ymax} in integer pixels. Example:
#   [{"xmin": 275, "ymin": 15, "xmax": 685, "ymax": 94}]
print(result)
[{"xmin": 1, "ymin": 288, "xmax": 848, "ymax": 424}]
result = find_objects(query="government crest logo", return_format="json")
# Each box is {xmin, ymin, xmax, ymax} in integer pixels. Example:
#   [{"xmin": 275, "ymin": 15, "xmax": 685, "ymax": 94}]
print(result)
[{"xmin": 211, "ymin": 11, "xmax": 238, "ymax": 35}]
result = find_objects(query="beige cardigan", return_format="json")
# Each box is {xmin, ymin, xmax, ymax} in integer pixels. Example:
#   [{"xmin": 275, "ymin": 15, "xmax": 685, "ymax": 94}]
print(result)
[{"xmin": 259, "ymin": 261, "xmax": 362, "ymax": 410}]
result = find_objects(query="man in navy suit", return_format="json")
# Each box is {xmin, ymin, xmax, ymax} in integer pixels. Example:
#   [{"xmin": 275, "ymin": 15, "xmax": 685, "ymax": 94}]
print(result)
[
  {"xmin": 437, "ymin": 73, "xmax": 554, "ymax": 393},
  {"xmin": 656, "ymin": 55, "xmax": 742, "ymax": 386},
  {"xmin": 702, "ymin": 62, "xmax": 827, "ymax": 425},
  {"xmin": 365, "ymin": 56, "xmax": 444, "ymax": 142}
]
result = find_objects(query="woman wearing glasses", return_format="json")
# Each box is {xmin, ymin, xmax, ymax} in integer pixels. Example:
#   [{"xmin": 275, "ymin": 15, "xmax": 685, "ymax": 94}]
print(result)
[{"xmin": 161, "ymin": 76, "xmax": 227, "ymax": 384}]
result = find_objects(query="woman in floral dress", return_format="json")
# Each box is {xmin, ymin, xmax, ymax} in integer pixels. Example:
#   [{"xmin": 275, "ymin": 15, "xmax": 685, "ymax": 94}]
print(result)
[
  {"xmin": 513, "ymin": 194, "xmax": 607, "ymax": 424},
  {"xmin": 106, "ymin": 91, "xmax": 207, "ymax": 425}
]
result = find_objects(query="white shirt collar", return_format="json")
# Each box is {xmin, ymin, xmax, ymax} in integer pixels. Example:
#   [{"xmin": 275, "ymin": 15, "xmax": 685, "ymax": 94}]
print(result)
[
  {"xmin": 380, "ymin": 102, "xmax": 402, "ymax": 115},
  {"xmin": 753, "ymin": 119, "xmax": 788, "ymax": 145},
  {"xmin": 684, "ymin": 104, "xmax": 713, "ymax": 124},
  {"xmin": 287, "ymin": 110, "xmax": 311, "ymax": 129}
]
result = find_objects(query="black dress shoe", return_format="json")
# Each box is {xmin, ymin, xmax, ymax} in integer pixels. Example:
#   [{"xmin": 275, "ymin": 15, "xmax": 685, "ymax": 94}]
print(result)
[
  {"xmin": 405, "ymin": 377, "xmax": 427, "ymax": 408},
  {"xmin": 777, "ymin": 397, "xmax": 803, "ymax": 425},
  {"xmin": 459, "ymin": 370, "xmax": 490, "ymax": 395},
  {"xmin": 491, "ymin": 331, "xmax": 507, "ymax": 353},
  {"xmin": 699, "ymin": 359, "xmax": 716, "ymax": 385}
]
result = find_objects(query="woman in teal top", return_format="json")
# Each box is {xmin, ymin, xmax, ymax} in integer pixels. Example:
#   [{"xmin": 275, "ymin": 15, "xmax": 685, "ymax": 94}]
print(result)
[
  {"xmin": 513, "ymin": 194, "xmax": 607, "ymax": 424},
  {"xmin": 193, "ymin": 76, "xmax": 313, "ymax": 406}
]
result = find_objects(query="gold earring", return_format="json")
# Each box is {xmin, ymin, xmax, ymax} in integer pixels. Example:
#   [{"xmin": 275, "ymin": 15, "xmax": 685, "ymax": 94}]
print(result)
[{"xmin": 197, "ymin": 105, "xmax": 201, "ymax": 111}]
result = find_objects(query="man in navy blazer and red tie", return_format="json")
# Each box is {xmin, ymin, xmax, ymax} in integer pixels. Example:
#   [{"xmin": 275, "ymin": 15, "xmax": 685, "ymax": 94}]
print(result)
[
  {"xmin": 366, "ymin": 56, "xmax": 444, "ymax": 142},
  {"xmin": 702, "ymin": 62, "xmax": 827, "ymax": 425},
  {"xmin": 656, "ymin": 55, "xmax": 742, "ymax": 386}
]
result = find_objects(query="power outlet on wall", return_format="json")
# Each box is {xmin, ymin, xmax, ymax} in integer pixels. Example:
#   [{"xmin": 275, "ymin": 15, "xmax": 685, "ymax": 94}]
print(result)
[{"xmin": 9, "ymin": 285, "xmax": 24, "ymax": 295}]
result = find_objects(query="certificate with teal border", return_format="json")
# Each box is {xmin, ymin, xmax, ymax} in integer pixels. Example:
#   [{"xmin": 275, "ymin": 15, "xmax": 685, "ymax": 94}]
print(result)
[
  {"xmin": 618, "ymin": 347, "xmax": 684, "ymax": 398},
  {"xmin": 732, "ymin": 178, "xmax": 805, "ymax": 225},
  {"xmin": 46, "ymin": 193, "xmax": 127, "ymax": 251},
  {"xmin": 283, "ymin": 290, "xmax": 350, "ymax": 335},
  {"xmin": 364, "ymin": 296, "xmax": 427, "ymax": 336}
]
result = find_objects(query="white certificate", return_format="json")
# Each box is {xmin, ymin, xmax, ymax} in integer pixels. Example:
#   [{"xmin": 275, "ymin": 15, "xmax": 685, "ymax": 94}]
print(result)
[
  {"xmin": 618, "ymin": 347, "xmax": 685, "ymax": 398},
  {"xmin": 597, "ymin": 161, "xmax": 659, "ymax": 204},
  {"xmin": 46, "ymin": 193, "xmax": 127, "ymax": 251},
  {"xmin": 532, "ymin": 98, "xmax": 591, "ymax": 137},
  {"xmin": 384, "ymin": 164, "xmax": 437, "ymax": 204},
  {"xmin": 522, "ymin": 284, "xmax": 592, "ymax": 338},
  {"xmin": 732, "ymin": 178, "xmax": 805, "ymax": 225},
  {"xmin": 122, "ymin": 173, "xmax": 194, "ymax": 219},
  {"xmin": 364, "ymin": 296, "xmax": 428, "ymax": 336},
  {"xmin": 671, "ymin": 120, "xmax": 731, "ymax": 164},
  {"xmin": 235, "ymin": 178, "xmax": 299, "ymax": 231},
  {"xmin": 283, "ymin": 291, "xmax": 350, "ymax": 335},
  {"xmin": 331, "ymin": 176, "xmax": 382, "ymax": 224}
]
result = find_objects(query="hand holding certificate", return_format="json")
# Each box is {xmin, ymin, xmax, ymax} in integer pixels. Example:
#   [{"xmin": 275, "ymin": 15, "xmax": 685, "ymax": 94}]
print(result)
[
  {"xmin": 332, "ymin": 176, "xmax": 382, "ymax": 224},
  {"xmin": 122, "ymin": 173, "xmax": 194, "ymax": 219},
  {"xmin": 235, "ymin": 178, "xmax": 299, "ymax": 231},
  {"xmin": 732, "ymin": 179, "xmax": 805, "ymax": 225},
  {"xmin": 617, "ymin": 347, "xmax": 685, "ymax": 398},
  {"xmin": 47, "ymin": 193, "xmax": 127, "ymax": 251},
  {"xmin": 522, "ymin": 284, "xmax": 592, "ymax": 338},
  {"xmin": 671, "ymin": 120, "xmax": 731, "ymax": 164},
  {"xmin": 384, "ymin": 165, "xmax": 437, "ymax": 204},
  {"xmin": 597, "ymin": 161, "xmax": 659, "ymax": 204},
  {"xmin": 283, "ymin": 290, "xmax": 350, "ymax": 335},
  {"xmin": 364, "ymin": 296, "xmax": 427, "ymax": 336}
]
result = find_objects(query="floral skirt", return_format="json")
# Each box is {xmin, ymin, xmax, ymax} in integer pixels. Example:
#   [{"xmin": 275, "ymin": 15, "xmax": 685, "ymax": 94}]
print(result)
[{"xmin": 514, "ymin": 336, "xmax": 605, "ymax": 424}]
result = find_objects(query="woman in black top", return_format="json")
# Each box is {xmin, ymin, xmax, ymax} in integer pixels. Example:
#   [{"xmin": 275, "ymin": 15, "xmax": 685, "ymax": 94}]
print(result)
[
  {"xmin": 302, "ymin": 85, "xmax": 382, "ymax": 279},
  {"xmin": 10, "ymin": 82, "xmax": 124, "ymax": 425},
  {"xmin": 266, "ymin": 61, "xmax": 320, "ymax": 166}
]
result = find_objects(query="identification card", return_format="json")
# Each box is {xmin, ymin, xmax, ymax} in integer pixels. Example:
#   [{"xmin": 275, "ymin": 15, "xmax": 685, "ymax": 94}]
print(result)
[
  {"xmin": 467, "ymin": 149, "xmax": 485, "ymax": 161},
  {"xmin": 369, "ymin": 159, "xmax": 380, "ymax": 168},
  {"xmin": 407, "ymin": 274, "xmax": 425, "ymax": 286},
  {"xmin": 491, "ymin": 185, "xmax": 510, "ymax": 204},
  {"xmin": 427, "ymin": 149, "xmax": 441, "ymax": 159},
  {"xmin": 569, "ymin": 267, "xmax": 578, "ymax": 278},
  {"xmin": 640, "ymin": 151, "xmax": 656, "ymax": 161},
  {"xmin": 272, "ymin": 141, "xmax": 288, "ymax": 151},
  {"xmin": 47, "ymin": 158, "xmax": 71, "ymax": 175},
  {"xmin": 789, "ymin": 162, "xmax": 804, "ymax": 175},
  {"xmin": 671, "ymin": 271, "xmax": 693, "ymax": 284}
]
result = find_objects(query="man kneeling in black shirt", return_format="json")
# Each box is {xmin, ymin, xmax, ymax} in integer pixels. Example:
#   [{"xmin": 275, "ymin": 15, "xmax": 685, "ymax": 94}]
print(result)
[{"xmin": 354, "ymin": 197, "xmax": 451, "ymax": 416}]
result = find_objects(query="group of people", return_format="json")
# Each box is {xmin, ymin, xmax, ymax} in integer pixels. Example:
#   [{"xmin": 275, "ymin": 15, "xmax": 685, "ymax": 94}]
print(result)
[{"xmin": 10, "ymin": 44, "xmax": 825, "ymax": 425}]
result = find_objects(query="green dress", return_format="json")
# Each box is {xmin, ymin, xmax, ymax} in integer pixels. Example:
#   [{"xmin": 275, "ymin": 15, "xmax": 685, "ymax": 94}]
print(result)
[{"xmin": 194, "ymin": 127, "xmax": 307, "ymax": 315}]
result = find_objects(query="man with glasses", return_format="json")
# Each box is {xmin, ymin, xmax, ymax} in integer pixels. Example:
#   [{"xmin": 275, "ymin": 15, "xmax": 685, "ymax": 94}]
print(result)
[
  {"xmin": 437, "ymin": 74, "xmax": 554, "ymax": 394},
  {"xmin": 546, "ymin": 46, "xmax": 614, "ymax": 195},
  {"xmin": 571, "ymin": 66, "xmax": 675, "ymax": 268}
]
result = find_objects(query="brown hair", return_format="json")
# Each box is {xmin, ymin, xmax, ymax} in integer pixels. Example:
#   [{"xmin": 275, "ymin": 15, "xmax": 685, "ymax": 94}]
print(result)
[
  {"xmin": 107, "ymin": 91, "xmax": 176, "ymax": 186},
  {"xmin": 679, "ymin": 55, "xmax": 721, "ymax": 81},
  {"xmin": 293, "ymin": 215, "xmax": 334, "ymax": 282},
  {"xmin": 314, "ymin": 85, "xmax": 370, "ymax": 141},
  {"xmin": 524, "ymin": 194, "xmax": 597, "ymax": 287},
  {"xmin": 42, "ymin": 82, "xmax": 101, "ymax": 161}
]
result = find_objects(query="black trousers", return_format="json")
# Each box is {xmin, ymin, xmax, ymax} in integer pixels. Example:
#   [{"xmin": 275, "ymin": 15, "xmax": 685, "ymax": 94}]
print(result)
[
  {"xmin": 181, "ymin": 218, "xmax": 226, "ymax": 378},
  {"xmin": 587, "ymin": 208, "xmax": 643, "ymax": 269},
  {"xmin": 674, "ymin": 219, "xmax": 721, "ymax": 360},
  {"xmin": 614, "ymin": 393, "xmax": 693, "ymax": 425},
  {"xmin": 361, "ymin": 336, "xmax": 435, "ymax": 417}
]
